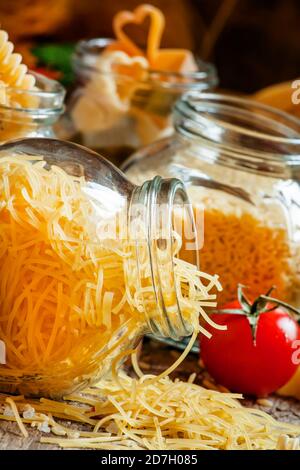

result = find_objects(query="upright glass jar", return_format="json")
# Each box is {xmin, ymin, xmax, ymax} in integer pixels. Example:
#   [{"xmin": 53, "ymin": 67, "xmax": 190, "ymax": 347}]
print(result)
[
  {"xmin": 123, "ymin": 93, "xmax": 300, "ymax": 307},
  {"xmin": 0, "ymin": 72, "xmax": 65, "ymax": 142},
  {"xmin": 0, "ymin": 137, "xmax": 215, "ymax": 398},
  {"xmin": 60, "ymin": 38, "xmax": 218, "ymax": 166}
]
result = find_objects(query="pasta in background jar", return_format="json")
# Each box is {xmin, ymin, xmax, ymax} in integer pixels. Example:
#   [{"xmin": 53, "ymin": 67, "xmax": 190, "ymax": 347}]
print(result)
[
  {"xmin": 0, "ymin": 29, "xmax": 65, "ymax": 141},
  {"xmin": 59, "ymin": 4, "xmax": 217, "ymax": 166},
  {"xmin": 0, "ymin": 72, "xmax": 65, "ymax": 141},
  {"xmin": 123, "ymin": 92, "xmax": 300, "ymax": 306}
]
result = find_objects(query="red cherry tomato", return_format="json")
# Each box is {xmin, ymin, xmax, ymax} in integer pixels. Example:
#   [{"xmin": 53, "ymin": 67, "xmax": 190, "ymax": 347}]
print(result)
[{"xmin": 200, "ymin": 300, "xmax": 300, "ymax": 396}]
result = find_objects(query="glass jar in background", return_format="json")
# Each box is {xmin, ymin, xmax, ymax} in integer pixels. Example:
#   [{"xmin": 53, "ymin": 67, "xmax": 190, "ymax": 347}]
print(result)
[
  {"xmin": 59, "ymin": 38, "xmax": 218, "ymax": 167},
  {"xmin": 0, "ymin": 137, "xmax": 210, "ymax": 398},
  {"xmin": 0, "ymin": 72, "xmax": 65, "ymax": 142},
  {"xmin": 123, "ymin": 92, "xmax": 300, "ymax": 307}
]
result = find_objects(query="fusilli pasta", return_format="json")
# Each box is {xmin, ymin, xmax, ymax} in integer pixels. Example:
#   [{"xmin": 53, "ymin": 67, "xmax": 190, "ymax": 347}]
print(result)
[
  {"xmin": 0, "ymin": 29, "xmax": 38, "ymax": 141},
  {"xmin": 0, "ymin": 30, "xmax": 35, "ymax": 90}
]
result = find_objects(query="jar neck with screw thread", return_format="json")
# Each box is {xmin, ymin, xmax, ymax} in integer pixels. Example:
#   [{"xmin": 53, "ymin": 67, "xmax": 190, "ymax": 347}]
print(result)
[
  {"xmin": 173, "ymin": 92, "xmax": 300, "ymax": 179},
  {"xmin": 0, "ymin": 71, "xmax": 65, "ymax": 140},
  {"xmin": 126, "ymin": 176, "xmax": 199, "ymax": 340}
]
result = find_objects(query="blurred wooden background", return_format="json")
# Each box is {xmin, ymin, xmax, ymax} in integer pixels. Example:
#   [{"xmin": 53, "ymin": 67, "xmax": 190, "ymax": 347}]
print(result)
[{"xmin": 0, "ymin": 0, "xmax": 299, "ymax": 92}]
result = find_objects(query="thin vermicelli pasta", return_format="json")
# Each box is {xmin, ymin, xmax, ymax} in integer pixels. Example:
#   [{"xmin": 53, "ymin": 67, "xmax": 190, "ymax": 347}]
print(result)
[
  {"xmin": 5, "ymin": 397, "xmax": 28, "ymax": 438},
  {"xmin": 1, "ymin": 358, "xmax": 300, "ymax": 450},
  {"xmin": 1, "ymin": 316, "xmax": 299, "ymax": 450},
  {"xmin": 0, "ymin": 154, "xmax": 221, "ymax": 397}
]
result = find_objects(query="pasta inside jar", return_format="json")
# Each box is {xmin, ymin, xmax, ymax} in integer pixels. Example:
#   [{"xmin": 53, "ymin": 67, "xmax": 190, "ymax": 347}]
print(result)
[
  {"xmin": 60, "ymin": 4, "xmax": 217, "ymax": 166},
  {"xmin": 123, "ymin": 92, "xmax": 300, "ymax": 306},
  {"xmin": 0, "ymin": 29, "xmax": 65, "ymax": 141},
  {"xmin": 0, "ymin": 138, "xmax": 222, "ymax": 397}
]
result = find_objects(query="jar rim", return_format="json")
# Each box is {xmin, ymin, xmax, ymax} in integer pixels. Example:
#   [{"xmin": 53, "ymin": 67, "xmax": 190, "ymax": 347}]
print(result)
[
  {"xmin": 174, "ymin": 92, "xmax": 300, "ymax": 171},
  {"xmin": 128, "ymin": 175, "xmax": 199, "ymax": 338},
  {"xmin": 0, "ymin": 71, "xmax": 66, "ymax": 116},
  {"xmin": 73, "ymin": 37, "xmax": 218, "ymax": 91}
]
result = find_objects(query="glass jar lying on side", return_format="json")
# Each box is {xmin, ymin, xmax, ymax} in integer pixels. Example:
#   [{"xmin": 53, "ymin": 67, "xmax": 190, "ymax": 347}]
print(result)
[
  {"xmin": 123, "ymin": 92, "xmax": 300, "ymax": 307},
  {"xmin": 60, "ymin": 38, "xmax": 217, "ymax": 166},
  {"xmin": 0, "ymin": 72, "xmax": 65, "ymax": 142},
  {"xmin": 0, "ymin": 137, "xmax": 221, "ymax": 398}
]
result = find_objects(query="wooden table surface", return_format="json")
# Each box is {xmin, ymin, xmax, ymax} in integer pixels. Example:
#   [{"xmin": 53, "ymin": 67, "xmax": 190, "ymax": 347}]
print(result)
[{"xmin": 1, "ymin": 338, "xmax": 300, "ymax": 450}]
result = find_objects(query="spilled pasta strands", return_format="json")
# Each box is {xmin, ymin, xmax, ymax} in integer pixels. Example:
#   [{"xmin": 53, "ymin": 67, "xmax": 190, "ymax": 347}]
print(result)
[
  {"xmin": 1, "ymin": 365, "xmax": 300, "ymax": 450},
  {"xmin": 5, "ymin": 397, "xmax": 28, "ymax": 438},
  {"xmin": 0, "ymin": 329, "xmax": 299, "ymax": 450}
]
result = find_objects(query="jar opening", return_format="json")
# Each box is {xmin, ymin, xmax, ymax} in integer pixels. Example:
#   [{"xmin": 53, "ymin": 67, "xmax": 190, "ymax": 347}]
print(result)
[
  {"xmin": 126, "ymin": 176, "xmax": 199, "ymax": 339},
  {"xmin": 72, "ymin": 38, "xmax": 218, "ymax": 92},
  {"xmin": 0, "ymin": 71, "xmax": 65, "ymax": 118},
  {"xmin": 174, "ymin": 92, "xmax": 300, "ymax": 176}
]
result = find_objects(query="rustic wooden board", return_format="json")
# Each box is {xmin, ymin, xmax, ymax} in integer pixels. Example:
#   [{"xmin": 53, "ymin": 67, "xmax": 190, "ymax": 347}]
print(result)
[{"xmin": 1, "ymin": 338, "xmax": 300, "ymax": 450}]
